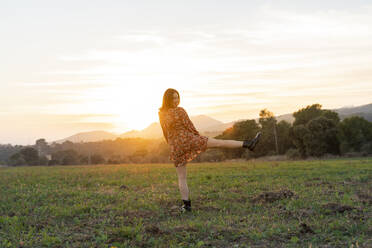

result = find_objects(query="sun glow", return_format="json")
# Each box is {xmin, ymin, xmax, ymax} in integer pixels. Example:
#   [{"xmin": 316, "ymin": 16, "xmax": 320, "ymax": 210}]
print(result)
[{"xmin": 80, "ymin": 82, "xmax": 167, "ymax": 132}]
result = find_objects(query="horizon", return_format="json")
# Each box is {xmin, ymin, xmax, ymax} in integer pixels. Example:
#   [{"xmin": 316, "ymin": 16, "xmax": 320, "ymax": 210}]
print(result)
[
  {"xmin": 2, "ymin": 101, "xmax": 371, "ymax": 146},
  {"xmin": 1, "ymin": 1, "xmax": 372, "ymax": 145}
]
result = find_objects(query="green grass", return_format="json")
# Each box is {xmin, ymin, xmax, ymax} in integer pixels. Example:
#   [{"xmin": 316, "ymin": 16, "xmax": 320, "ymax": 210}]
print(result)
[{"xmin": 0, "ymin": 158, "xmax": 371, "ymax": 247}]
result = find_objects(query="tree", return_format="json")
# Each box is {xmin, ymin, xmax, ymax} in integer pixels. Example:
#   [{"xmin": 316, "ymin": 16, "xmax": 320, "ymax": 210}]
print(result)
[
  {"xmin": 61, "ymin": 141, "xmax": 74, "ymax": 150},
  {"xmin": 322, "ymin": 110, "xmax": 340, "ymax": 124},
  {"xmin": 9, "ymin": 153, "xmax": 26, "ymax": 166},
  {"xmin": 293, "ymin": 104, "xmax": 323, "ymax": 126},
  {"xmin": 338, "ymin": 116, "xmax": 372, "ymax": 153},
  {"xmin": 258, "ymin": 109, "xmax": 278, "ymax": 156},
  {"xmin": 35, "ymin": 138, "xmax": 49, "ymax": 156},
  {"xmin": 38, "ymin": 156, "xmax": 49, "ymax": 165},
  {"xmin": 20, "ymin": 147, "xmax": 39, "ymax": 165},
  {"xmin": 303, "ymin": 116, "xmax": 340, "ymax": 156},
  {"xmin": 216, "ymin": 119, "xmax": 260, "ymax": 140},
  {"xmin": 291, "ymin": 104, "xmax": 341, "ymax": 157},
  {"xmin": 91, "ymin": 154, "xmax": 105, "ymax": 164},
  {"xmin": 8, "ymin": 147, "xmax": 39, "ymax": 166},
  {"xmin": 52, "ymin": 149, "xmax": 80, "ymax": 165},
  {"xmin": 1, "ymin": 144, "xmax": 23, "ymax": 165},
  {"xmin": 276, "ymin": 120, "xmax": 294, "ymax": 154},
  {"xmin": 290, "ymin": 124, "xmax": 310, "ymax": 157}
]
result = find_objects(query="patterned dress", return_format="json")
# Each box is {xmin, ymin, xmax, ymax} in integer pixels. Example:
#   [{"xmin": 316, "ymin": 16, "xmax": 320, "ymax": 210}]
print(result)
[{"xmin": 158, "ymin": 106, "xmax": 209, "ymax": 167}]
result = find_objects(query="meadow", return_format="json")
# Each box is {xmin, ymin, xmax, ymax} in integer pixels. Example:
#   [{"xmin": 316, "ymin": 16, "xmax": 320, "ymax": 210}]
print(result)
[{"xmin": 0, "ymin": 158, "xmax": 371, "ymax": 248}]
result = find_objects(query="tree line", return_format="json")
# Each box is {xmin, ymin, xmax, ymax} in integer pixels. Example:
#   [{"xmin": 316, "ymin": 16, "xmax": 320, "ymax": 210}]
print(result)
[
  {"xmin": 1, "ymin": 103, "xmax": 372, "ymax": 166},
  {"xmin": 215, "ymin": 104, "xmax": 372, "ymax": 159}
]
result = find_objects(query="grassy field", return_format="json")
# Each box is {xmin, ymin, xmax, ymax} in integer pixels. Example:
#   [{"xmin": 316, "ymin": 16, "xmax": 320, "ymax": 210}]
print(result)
[{"xmin": 0, "ymin": 158, "xmax": 371, "ymax": 248}]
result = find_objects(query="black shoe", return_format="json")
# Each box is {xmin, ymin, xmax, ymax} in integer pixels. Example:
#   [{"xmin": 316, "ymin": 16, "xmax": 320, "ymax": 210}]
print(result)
[
  {"xmin": 180, "ymin": 200, "xmax": 192, "ymax": 213},
  {"xmin": 243, "ymin": 132, "xmax": 262, "ymax": 151},
  {"xmin": 180, "ymin": 204, "xmax": 192, "ymax": 213}
]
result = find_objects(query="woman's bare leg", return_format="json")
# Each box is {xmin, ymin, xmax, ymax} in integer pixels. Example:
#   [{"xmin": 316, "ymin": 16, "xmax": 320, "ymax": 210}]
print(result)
[
  {"xmin": 207, "ymin": 137, "xmax": 243, "ymax": 149},
  {"xmin": 175, "ymin": 162, "xmax": 189, "ymax": 200}
]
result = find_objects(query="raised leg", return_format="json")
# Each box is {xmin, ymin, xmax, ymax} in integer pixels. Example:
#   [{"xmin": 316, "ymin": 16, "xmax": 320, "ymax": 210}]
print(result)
[
  {"xmin": 207, "ymin": 137, "xmax": 243, "ymax": 149},
  {"xmin": 175, "ymin": 162, "xmax": 189, "ymax": 200}
]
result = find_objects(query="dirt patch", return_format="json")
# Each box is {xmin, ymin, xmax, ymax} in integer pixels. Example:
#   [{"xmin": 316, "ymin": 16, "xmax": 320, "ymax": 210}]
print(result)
[
  {"xmin": 311, "ymin": 177, "xmax": 321, "ymax": 181},
  {"xmin": 97, "ymin": 188, "xmax": 116, "ymax": 195},
  {"xmin": 305, "ymin": 181, "xmax": 331, "ymax": 187},
  {"xmin": 230, "ymin": 188, "xmax": 243, "ymax": 193},
  {"xmin": 356, "ymin": 192, "xmax": 372, "ymax": 205},
  {"xmin": 118, "ymin": 210, "xmax": 156, "ymax": 219},
  {"xmin": 158, "ymin": 199, "xmax": 178, "ymax": 209},
  {"xmin": 119, "ymin": 185, "xmax": 129, "ymax": 190},
  {"xmin": 228, "ymin": 196, "xmax": 249, "ymax": 203},
  {"xmin": 297, "ymin": 209, "xmax": 315, "ymax": 218},
  {"xmin": 8, "ymin": 212, "xmax": 16, "ymax": 217},
  {"xmin": 145, "ymin": 225, "xmax": 169, "ymax": 235},
  {"xmin": 208, "ymin": 226, "xmax": 243, "ymax": 242},
  {"xmin": 299, "ymin": 223, "xmax": 314, "ymax": 234},
  {"xmin": 251, "ymin": 190, "xmax": 295, "ymax": 203},
  {"xmin": 322, "ymin": 203, "xmax": 356, "ymax": 214},
  {"xmin": 277, "ymin": 206, "xmax": 315, "ymax": 220},
  {"xmin": 172, "ymin": 225, "xmax": 198, "ymax": 233},
  {"xmin": 322, "ymin": 190, "xmax": 344, "ymax": 196},
  {"xmin": 198, "ymin": 205, "xmax": 220, "ymax": 212}
]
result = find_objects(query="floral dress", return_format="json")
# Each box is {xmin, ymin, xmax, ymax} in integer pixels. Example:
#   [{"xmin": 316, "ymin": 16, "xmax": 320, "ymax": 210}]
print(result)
[{"xmin": 158, "ymin": 106, "xmax": 209, "ymax": 167}]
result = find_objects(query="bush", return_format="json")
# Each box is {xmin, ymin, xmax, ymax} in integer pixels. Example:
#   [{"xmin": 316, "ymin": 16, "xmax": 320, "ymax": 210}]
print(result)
[
  {"xmin": 266, "ymin": 150, "xmax": 277, "ymax": 156},
  {"xmin": 38, "ymin": 156, "xmax": 49, "ymax": 165},
  {"xmin": 340, "ymin": 142, "xmax": 352, "ymax": 155},
  {"xmin": 321, "ymin": 153, "xmax": 340, "ymax": 159},
  {"xmin": 8, "ymin": 153, "xmax": 26, "ymax": 166},
  {"xmin": 200, "ymin": 149, "xmax": 225, "ymax": 162},
  {"xmin": 344, "ymin": 152, "xmax": 364, "ymax": 158},
  {"xmin": 361, "ymin": 142, "xmax": 372, "ymax": 155},
  {"xmin": 48, "ymin": 159, "xmax": 58, "ymax": 166},
  {"xmin": 91, "ymin": 154, "xmax": 105, "ymax": 164},
  {"xmin": 241, "ymin": 150, "xmax": 253, "ymax": 160},
  {"xmin": 286, "ymin": 148, "xmax": 301, "ymax": 159}
]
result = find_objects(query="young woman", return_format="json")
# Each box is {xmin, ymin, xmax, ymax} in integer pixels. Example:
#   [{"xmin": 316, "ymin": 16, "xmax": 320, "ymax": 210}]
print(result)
[{"xmin": 158, "ymin": 88, "xmax": 261, "ymax": 213}]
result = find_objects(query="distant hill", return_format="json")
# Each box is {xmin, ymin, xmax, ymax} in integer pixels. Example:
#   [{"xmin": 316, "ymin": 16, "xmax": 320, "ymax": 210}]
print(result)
[
  {"xmin": 55, "ymin": 131, "xmax": 118, "ymax": 143},
  {"xmin": 54, "ymin": 103, "xmax": 372, "ymax": 143},
  {"xmin": 54, "ymin": 115, "xmax": 228, "ymax": 143},
  {"xmin": 335, "ymin": 103, "xmax": 372, "ymax": 122},
  {"xmin": 254, "ymin": 103, "xmax": 372, "ymax": 124},
  {"xmin": 119, "ymin": 115, "xmax": 226, "ymax": 139}
]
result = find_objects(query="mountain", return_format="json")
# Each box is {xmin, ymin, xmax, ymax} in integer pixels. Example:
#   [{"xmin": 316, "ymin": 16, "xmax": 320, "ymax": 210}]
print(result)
[
  {"xmin": 119, "ymin": 115, "xmax": 226, "ymax": 139},
  {"xmin": 55, "ymin": 103, "xmax": 372, "ymax": 143},
  {"xmin": 119, "ymin": 122, "xmax": 160, "ymax": 139},
  {"xmin": 54, "ymin": 115, "xmax": 228, "ymax": 143},
  {"xmin": 54, "ymin": 131, "xmax": 118, "ymax": 143},
  {"xmin": 335, "ymin": 103, "xmax": 372, "ymax": 122}
]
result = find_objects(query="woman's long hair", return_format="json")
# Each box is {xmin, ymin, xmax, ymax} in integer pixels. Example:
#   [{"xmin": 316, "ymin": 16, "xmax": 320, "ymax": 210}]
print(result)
[
  {"xmin": 158, "ymin": 88, "xmax": 180, "ymax": 112},
  {"xmin": 158, "ymin": 88, "xmax": 180, "ymax": 143}
]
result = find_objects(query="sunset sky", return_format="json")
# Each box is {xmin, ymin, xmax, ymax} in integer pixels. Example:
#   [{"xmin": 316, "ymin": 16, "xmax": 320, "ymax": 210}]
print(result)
[{"xmin": 1, "ymin": 0, "xmax": 372, "ymax": 145}]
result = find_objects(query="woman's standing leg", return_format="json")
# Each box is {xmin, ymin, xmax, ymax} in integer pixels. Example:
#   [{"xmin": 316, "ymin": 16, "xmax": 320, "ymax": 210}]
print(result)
[
  {"xmin": 175, "ymin": 161, "xmax": 189, "ymax": 200},
  {"xmin": 175, "ymin": 161, "xmax": 192, "ymax": 212}
]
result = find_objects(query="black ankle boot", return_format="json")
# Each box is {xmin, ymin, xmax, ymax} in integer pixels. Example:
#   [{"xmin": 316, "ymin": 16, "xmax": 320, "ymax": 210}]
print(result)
[
  {"xmin": 180, "ymin": 199, "xmax": 192, "ymax": 212},
  {"xmin": 243, "ymin": 132, "xmax": 262, "ymax": 151}
]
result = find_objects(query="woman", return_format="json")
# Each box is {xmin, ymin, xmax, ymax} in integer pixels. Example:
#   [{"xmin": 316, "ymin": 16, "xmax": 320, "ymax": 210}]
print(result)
[{"xmin": 158, "ymin": 88, "xmax": 261, "ymax": 213}]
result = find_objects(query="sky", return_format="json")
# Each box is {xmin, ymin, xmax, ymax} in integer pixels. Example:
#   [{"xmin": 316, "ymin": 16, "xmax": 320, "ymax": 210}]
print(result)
[{"xmin": 1, "ymin": 0, "xmax": 372, "ymax": 145}]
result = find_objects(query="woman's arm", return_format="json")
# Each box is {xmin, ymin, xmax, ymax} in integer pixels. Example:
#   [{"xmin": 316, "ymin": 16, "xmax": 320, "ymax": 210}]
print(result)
[{"xmin": 178, "ymin": 107, "xmax": 200, "ymax": 135}]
